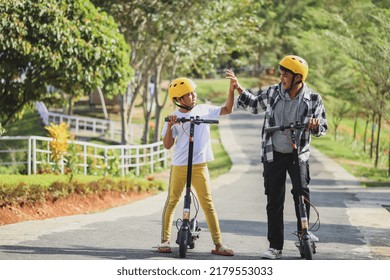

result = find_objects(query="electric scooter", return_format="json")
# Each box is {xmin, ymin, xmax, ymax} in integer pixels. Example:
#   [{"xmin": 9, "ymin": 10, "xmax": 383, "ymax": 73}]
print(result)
[
  {"xmin": 264, "ymin": 122, "xmax": 320, "ymax": 260},
  {"xmin": 165, "ymin": 116, "xmax": 219, "ymax": 258}
]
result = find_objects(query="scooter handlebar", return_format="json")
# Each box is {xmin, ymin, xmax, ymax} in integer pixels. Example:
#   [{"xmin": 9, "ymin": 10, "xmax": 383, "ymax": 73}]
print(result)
[
  {"xmin": 164, "ymin": 116, "xmax": 219, "ymax": 124},
  {"xmin": 264, "ymin": 125, "xmax": 285, "ymax": 133},
  {"xmin": 264, "ymin": 123, "xmax": 306, "ymax": 133}
]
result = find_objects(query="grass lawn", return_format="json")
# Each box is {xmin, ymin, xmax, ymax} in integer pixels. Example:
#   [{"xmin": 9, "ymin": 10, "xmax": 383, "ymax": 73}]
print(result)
[
  {"xmin": 0, "ymin": 174, "xmax": 105, "ymax": 187},
  {"xmin": 312, "ymin": 134, "xmax": 389, "ymax": 186}
]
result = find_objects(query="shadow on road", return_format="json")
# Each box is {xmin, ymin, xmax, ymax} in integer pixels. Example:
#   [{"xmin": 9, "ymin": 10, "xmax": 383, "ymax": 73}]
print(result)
[{"xmin": 0, "ymin": 245, "xmax": 159, "ymax": 260}]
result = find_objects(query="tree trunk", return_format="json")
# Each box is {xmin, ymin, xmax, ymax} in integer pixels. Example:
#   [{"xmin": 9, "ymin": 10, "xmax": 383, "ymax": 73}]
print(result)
[
  {"xmin": 369, "ymin": 112, "xmax": 376, "ymax": 159},
  {"xmin": 97, "ymin": 86, "xmax": 109, "ymax": 120},
  {"xmin": 153, "ymin": 63, "xmax": 169, "ymax": 143},
  {"xmin": 333, "ymin": 122, "xmax": 339, "ymax": 141},
  {"xmin": 126, "ymin": 78, "xmax": 142, "ymax": 135},
  {"xmin": 388, "ymin": 139, "xmax": 390, "ymax": 176},
  {"xmin": 61, "ymin": 92, "xmax": 67, "ymax": 114},
  {"xmin": 118, "ymin": 94, "xmax": 129, "ymax": 145},
  {"xmin": 142, "ymin": 116, "xmax": 150, "ymax": 144},
  {"xmin": 67, "ymin": 96, "xmax": 73, "ymax": 115},
  {"xmin": 374, "ymin": 114, "xmax": 382, "ymax": 168},
  {"xmin": 153, "ymin": 91, "xmax": 162, "ymax": 143},
  {"xmin": 2, "ymin": 100, "xmax": 29, "ymax": 127},
  {"xmin": 353, "ymin": 113, "xmax": 358, "ymax": 140},
  {"xmin": 363, "ymin": 116, "xmax": 369, "ymax": 153},
  {"xmin": 141, "ymin": 76, "xmax": 153, "ymax": 144}
]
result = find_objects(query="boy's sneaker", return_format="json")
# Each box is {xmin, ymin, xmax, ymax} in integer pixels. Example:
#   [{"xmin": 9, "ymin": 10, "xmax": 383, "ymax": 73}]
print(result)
[
  {"xmin": 308, "ymin": 231, "xmax": 319, "ymax": 242},
  {"xmin": 261, "ymin": 248, "xmax": 282, "ymax": 259}
]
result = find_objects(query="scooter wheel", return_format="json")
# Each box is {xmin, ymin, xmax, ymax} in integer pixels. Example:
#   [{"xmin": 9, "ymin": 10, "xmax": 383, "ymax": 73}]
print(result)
[
  {"xmin": 303, "ymin": 239, "xmax": 313, "ymax": 260},
  {"xmin": 179, "ymin": 229, "xmax": 188, "ymax": 258},
  {"xmin": 189, "ymin": 239, "xmax": 195, "ymax": 249}
]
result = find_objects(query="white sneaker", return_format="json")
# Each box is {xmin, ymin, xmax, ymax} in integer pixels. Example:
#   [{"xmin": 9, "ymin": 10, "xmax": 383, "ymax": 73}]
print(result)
[
  {"xmin": 261, "ymin": 248, "xmax": 282, "ymax": 259},
  {"xmin": 308, "ymin": 231, "xmax": 319, "ymax": 242}
]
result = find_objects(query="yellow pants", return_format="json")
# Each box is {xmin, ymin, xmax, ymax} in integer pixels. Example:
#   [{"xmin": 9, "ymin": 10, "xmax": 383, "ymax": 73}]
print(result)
[{"xmin": 161, "ymin": 163, "xmax": 222, "ymax": 245}]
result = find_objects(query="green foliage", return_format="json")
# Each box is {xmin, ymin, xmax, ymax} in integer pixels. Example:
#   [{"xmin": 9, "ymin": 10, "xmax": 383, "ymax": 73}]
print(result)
[
  {"xmin": 0, "ymin": 182, "xmax": 47, "ymax": 206},
  {"xmin": 47, "ymin": 181, "xmax": 73, "ymax": 201},
  {"xmin": 64, "ymin": 142, "xmax": 82, "ymax": 178},
  {"xmin": 312, "ymin": 94, "xmax": 390, "ymax": 184},
  {"xmin": 0, "ymin": 0, "xmax": 133, "ymax": 127},
  {"xmin": 0, "ymin": 123, "xmax": 5, "ymax": 136},
  {"xmin": 0, "ymin": 174, "xmax": 164, "ymax": 206},
  {"xmin": 95, "ymin": 0, "xmax": 235, "ymax": 76},
  {"xmin": 2, "ymin": 110, "xmax": 46, "ymax": 137}
]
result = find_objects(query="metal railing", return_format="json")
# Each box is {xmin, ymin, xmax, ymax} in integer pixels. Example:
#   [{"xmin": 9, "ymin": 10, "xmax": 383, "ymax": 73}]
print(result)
[
  {"xmin": 0, "ymin": 136, "xmax": 168, "ymax": 176},
  {"xmin": 34, "ymin": 102, "xmax": 135, "ymax": 143}
]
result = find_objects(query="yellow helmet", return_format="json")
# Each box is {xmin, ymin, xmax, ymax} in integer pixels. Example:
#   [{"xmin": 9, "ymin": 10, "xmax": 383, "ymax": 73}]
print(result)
[
  {"xmin": 279, "ymin": 55, "xmax": 309, "ymax": 82},
  {"xmin": 168, "ymin": 77, "xmax": 196, "ymax": 101}
]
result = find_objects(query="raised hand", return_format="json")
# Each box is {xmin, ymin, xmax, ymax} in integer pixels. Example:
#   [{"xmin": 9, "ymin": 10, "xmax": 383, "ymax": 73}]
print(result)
[{"xmin": 226, "ymin": 69, "xmax": 244, "ymax": 94}]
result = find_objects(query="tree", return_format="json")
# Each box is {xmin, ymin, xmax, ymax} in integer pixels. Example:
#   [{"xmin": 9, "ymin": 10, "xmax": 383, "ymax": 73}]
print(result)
[
  {"xmin": 282, "ymin": 0, "xmax": 388, "ymax": 170},
  {"xmin": 332, "ymin": 101, "xmax": 351, "ymax": 140},
  {"xmin": 0, "ymin": 0, "xmax": 133, "ymax": 128},
  {"xmin": 93, "ymin": 0, "xmax": 245, "ymax": 143},
  {"xmin": 336, "ymin": 4, "xmax": 389, "ymax": 167}
]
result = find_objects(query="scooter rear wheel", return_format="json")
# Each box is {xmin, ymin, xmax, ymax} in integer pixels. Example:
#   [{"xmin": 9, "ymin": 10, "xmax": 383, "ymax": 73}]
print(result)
[
  {"xmin": 303, "ymin": 239, "xmax": 313, "ymax": 260},
  {"xmin": 189, "ymin": 240, "xmax": 195, "ymax": 249},
  {"xmin": 178, "ymin": 229, "xmax": 189, "ymax": 258}
]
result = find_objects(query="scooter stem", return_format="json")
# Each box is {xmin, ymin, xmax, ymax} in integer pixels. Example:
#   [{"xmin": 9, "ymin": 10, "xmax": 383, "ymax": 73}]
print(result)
[
  {"xmin": 298, "ymin": 195, "xmax": 309, "ymax": 233},
  {"xmin": 183, "ymin": 117, "xmax": 195, "ymax": 222}
]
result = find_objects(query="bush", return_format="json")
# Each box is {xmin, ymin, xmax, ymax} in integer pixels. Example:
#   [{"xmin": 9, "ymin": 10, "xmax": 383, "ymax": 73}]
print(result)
[{"xmin": 0, "ymin": 175, "xmax": 165, "ymax": 207}]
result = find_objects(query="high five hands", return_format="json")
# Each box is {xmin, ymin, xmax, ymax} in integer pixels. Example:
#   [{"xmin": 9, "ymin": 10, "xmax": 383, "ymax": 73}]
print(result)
[{"xmin": 226, "ymin": 69, "xmax": 244, "ymax": 94}]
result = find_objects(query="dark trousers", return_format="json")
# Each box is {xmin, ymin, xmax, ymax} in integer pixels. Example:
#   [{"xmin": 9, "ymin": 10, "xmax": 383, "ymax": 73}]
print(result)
[{"xmin": 263, "ymin": 151, "xmax": 311, "ymax": 250}]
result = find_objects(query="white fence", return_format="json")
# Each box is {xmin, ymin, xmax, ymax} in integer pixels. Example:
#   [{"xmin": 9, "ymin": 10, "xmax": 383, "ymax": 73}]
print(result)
[
  {"xmin": 34, "ymin": 102, "xmax": 135, "ymax": 143},
  {"xmin": 0, "ymin": 136, "xmax": 168, "ymax": 176}
]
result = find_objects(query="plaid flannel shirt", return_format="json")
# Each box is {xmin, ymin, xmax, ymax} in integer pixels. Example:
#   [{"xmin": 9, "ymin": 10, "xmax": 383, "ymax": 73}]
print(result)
[{"xmin": 237, "ymin": 83, "xmax": 328, "ymax": 163}]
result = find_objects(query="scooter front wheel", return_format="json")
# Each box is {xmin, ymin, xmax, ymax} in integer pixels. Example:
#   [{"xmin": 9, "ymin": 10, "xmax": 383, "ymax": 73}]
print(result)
[
  {"xmin": 303, "ymin": 238, "xmax": 313, "ymax": 260},
  {"xmin": 178, "ymin": 229, "xmax": 189, "ymax": 258}
]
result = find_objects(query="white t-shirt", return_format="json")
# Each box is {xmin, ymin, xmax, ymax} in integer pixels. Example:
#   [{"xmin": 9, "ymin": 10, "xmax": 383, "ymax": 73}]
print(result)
[{"xmin": 161, "ymin": 104, "xmax": 221, "ymax": 166}]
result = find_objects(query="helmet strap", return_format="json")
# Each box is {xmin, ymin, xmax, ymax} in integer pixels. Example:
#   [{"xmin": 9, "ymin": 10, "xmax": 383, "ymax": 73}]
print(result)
[
  {"xmin": 285, "ymin": 74, "xmax": 303, "ymax": 93},
  {"xmin": 173, "ymin": 99, "xmax": 195, "ymax": 111}
]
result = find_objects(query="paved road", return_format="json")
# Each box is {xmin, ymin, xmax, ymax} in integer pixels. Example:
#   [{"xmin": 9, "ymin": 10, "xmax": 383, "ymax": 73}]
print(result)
[{"xmin": 1, "ymin": 109, "xmax": 389, "ymax": 260}]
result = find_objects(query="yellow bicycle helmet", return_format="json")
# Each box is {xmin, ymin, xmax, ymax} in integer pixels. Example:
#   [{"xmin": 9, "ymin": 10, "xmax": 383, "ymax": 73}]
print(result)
[
  {"xmin": 168, "ymin": 77, "xmax": 196, "ymax": 101},
  {"xmin": 279, "ymin": 55, "xmax": 309, "ymax": 82}
]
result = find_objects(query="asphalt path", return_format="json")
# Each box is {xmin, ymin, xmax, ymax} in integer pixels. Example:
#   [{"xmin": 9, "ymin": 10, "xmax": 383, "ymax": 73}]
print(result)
[{"xmin": 1, "ymin": 108, "xmax": 390, "ymax": 260}]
